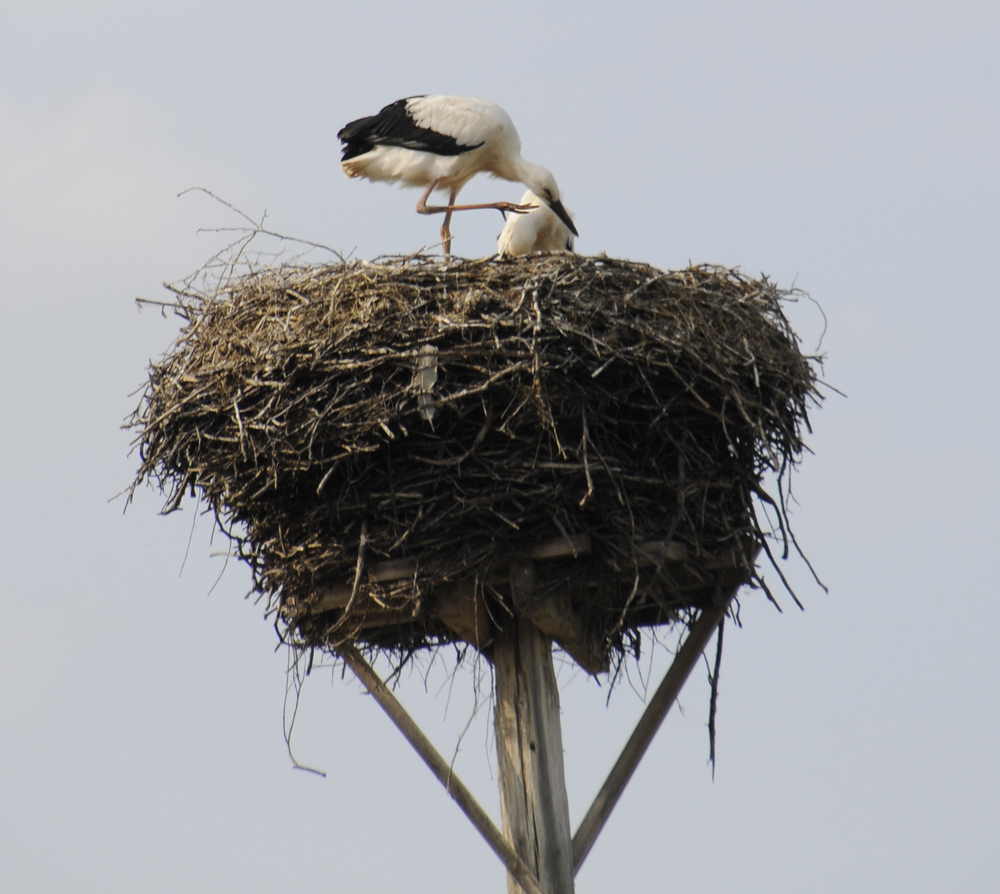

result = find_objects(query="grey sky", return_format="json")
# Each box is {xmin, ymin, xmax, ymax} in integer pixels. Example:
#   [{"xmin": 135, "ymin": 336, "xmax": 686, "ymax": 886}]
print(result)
[{"xmin": 1, "ymin": 2, "xmax": 998, "ymax": 891}]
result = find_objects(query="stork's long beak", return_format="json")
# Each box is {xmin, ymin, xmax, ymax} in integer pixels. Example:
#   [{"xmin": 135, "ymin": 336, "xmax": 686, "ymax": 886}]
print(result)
[{"xmin": 547, "ymin": 198, "xmax": 579, "ymax": 237}]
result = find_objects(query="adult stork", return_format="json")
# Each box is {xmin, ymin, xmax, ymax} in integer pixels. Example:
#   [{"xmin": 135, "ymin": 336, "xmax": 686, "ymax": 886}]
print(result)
[
  {"xmin": 497, "ymin": 189, "xmax": 576, "ymax": 257},
  {"xmin": 338, "ymin": 95, "xmax": 578, "ymax": 259}
]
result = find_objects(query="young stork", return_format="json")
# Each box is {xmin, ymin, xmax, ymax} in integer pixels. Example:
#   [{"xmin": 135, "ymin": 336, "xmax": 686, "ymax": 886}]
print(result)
[
  {"xmin": 497, "ymin": 189, "xmax": 576, "ymax": 257},
  {"xmin": 338, "ymin": 95, "xmax": 578, "ymax": 259}
]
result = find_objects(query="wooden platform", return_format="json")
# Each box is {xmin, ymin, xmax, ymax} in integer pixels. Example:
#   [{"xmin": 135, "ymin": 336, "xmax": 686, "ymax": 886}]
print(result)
[{"xmin": 283, "ymin": 532, "xmax": 755, "ymax": 674}]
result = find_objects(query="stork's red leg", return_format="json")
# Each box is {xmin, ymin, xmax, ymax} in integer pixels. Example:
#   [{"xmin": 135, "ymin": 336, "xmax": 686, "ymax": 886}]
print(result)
[
  {"xmin": 443, "ymin": 200, "xmax": 538, "ymax": 215},
  {"xmin": 440, "ymin": 189, "xmax": 457, "ymax": 261},
  {"xmin": 418, "ymin": 186, "xmax": 537, "ymax": 218},
  {"xmin": 415, "ymin": 179, "xmax": 441, "ymax": 214},
  {"xmin": 416, "ymin": 182, "xmax": 537, "ymax": 261}
]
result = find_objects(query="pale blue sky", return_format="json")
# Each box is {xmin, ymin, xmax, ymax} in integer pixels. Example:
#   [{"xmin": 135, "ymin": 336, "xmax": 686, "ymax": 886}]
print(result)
[{"xmin": 2, "ymin": 2, "xmax": 998, "ymax": 892}]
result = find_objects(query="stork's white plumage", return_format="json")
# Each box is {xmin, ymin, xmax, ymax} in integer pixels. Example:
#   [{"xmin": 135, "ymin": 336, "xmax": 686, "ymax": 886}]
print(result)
[
  {"xmin": 338, "ymin": 95, "xmax": 578, "ymax": 259},
  {"xmin": 497, "ymin": 190, "xmax": 576, "ymax": 257}
]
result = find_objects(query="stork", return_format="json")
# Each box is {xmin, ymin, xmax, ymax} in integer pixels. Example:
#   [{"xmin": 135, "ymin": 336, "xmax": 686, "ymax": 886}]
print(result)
[
  {"xmin": 498, "ymin": 189, "xmax": 576, "ymax": 257},
  {"xmin": 338, "ymin": 95, "xmax": 578, "ymax": 260}
]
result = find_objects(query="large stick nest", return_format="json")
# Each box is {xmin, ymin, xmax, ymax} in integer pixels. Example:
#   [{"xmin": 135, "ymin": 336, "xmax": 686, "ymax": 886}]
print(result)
[{"xmin": 129, "ymin": 255, "xmax": 820, "ymax": 669}]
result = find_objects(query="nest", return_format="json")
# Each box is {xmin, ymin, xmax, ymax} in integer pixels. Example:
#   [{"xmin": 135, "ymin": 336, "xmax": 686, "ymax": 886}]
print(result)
[{"xmin": 129, "ymin": 254, "xmax": 820, "ymax": 673}]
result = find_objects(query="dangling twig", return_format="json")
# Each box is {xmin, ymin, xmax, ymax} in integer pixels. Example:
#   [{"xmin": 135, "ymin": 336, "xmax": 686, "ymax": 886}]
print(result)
[{"xmin": 707, "ymin": 613, "xmax": 725, "ymax": 779}]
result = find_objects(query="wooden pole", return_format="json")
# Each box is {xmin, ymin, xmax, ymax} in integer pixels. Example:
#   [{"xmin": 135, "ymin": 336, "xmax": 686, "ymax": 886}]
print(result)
[
  {"xmin": 571, "ymin": 596, "xmax": 731, "ymax": 875},
  {"xmin": 338, "ymin": 645, "xmax": 548, "ymax": 894},
  {"xmin": 494, "ymin": 561, "xmax": 575, "ymax": 894}
]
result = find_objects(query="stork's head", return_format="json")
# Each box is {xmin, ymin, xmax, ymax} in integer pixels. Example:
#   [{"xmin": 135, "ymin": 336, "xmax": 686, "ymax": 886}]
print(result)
[{"xmin": 520, "ymin": 165, "xmax": 579, "ymax": 237}]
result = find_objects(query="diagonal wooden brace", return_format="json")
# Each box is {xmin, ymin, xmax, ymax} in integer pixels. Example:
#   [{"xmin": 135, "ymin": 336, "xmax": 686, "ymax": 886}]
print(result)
[
  {"xmin": 571, "ymin": 593, "xmax": 734, "ymax": 875},
  {"xmin": 339, "ymin": 645, "xmax": 549, "ymax": 894}
]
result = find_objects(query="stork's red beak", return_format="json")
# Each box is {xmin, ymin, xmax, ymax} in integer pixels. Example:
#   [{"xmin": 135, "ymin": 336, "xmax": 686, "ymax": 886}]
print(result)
[{"xmin": 547, "ymin": 198, "xmax": 579, "ymax": 237}]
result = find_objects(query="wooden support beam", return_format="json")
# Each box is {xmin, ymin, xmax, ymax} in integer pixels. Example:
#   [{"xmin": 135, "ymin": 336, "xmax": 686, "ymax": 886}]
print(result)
[
  {"xmin": 529, "ymin": 533, "xmax": 591, "ymax": 561},
  {"xmin": 308, "ymin": 533, "xmax": 592, "ymax": 614},
  {"xmin": 509, "ymin": 559, "xmax": 606, "ymax": 675},
  {"xmin": 338, "ymin": 645, "xmax": 547, "ymax": 894},
  {"xmin": 633, "ymin": 539, "xmax": 689, "ymax": 565},
  {"xmin": 494, "ymin": 562, "xmax": 575, "ymax": 894},
  {"xmin": 571, "ymin": 593, "xmax": 733, "ymax": 876},
  {"xmin": 435, "ymin": 579, "xmax": 493, "ymax": 649},
  {"xmin": 304, "ymin": 535, "xmax": 749, "ymax": 615}
]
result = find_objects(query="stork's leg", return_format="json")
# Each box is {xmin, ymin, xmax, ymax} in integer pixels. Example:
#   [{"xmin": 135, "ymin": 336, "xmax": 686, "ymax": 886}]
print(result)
[
  {"xmin": 438, "ymin": 200, "xmax": 538, "ymax": 215},
  {"xmin": 415, "ymin": 179, "xmax": 441, "ymax": 215},
  {"xmin": 417, "ymin": 184, "xmax": 537, "ymax": 218},
  {"xmin": 440, "ymin": 189, "xmax": 457, "ymax": 261},
  {"xmin": 416, "ymin": 182, "xmax": 537, "ymax": 261},
  {"xmin": 415, "ymin": 180, "xmax": 454, "ymax": 260}
]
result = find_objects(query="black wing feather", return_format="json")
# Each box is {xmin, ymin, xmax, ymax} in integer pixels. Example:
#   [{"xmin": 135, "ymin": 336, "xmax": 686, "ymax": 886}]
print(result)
[{"xmin": 338, "ymin": 97, "xmax": 484, "ymax": 161}]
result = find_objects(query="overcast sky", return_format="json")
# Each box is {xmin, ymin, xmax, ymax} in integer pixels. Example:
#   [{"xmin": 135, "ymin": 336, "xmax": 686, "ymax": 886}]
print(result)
[{"xmin": 2, "ymin": 2, "xmax": 998, "ymax": 892}]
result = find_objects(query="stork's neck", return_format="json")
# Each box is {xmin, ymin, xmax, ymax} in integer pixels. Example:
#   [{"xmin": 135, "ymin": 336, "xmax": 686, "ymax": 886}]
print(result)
[{"xmin": 509, "ymin": 158, "xmax": 548, "ymax": 190}]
